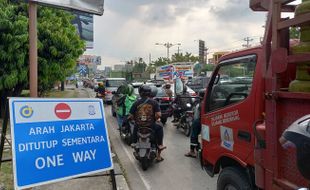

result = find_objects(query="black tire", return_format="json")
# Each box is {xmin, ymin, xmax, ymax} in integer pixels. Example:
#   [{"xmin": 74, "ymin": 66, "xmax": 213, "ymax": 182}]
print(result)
[
  {"xmin": 217, "ymin": 167, "xmax": 251, "ymax": 190},
  {"xmin": 125, "ymin": 134, "xmax": 132, "ymax": 146},
  {"xmin": 161, "ymin": 117, "xmax": 167, "ymax": 125},
  {"xmin": 141, "ymin": 158, "xmax": 149, "ymax": 171},
  {"xmin": 111, "ymin": 107, "xmax": 116, "ymax": 117},
  {"xmin": 184, "ymin": 124, "xmax": 191, "ymax": 137}
]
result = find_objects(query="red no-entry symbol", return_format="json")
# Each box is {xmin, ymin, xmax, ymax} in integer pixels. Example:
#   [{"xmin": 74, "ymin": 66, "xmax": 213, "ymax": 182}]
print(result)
[{"xmin": 54, "ymin": 103, "xmax": 71, "ymax": 119}]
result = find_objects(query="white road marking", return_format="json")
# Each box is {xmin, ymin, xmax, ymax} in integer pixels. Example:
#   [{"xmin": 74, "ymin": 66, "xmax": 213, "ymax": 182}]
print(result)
[{"xmin": 107, "ymin": 110, "xmax": 151, "ymax": 190}]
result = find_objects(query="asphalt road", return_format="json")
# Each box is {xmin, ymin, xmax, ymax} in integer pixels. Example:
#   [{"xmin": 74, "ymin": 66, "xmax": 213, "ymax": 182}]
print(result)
[{"xmin": 100, "ymin": 104, "xmax": 218, "ymax": 189}]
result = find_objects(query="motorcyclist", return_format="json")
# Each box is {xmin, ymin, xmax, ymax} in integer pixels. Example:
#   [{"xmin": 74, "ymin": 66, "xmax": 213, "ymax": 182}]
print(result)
[
  {"xmin": 185, "ymin": 89, "xmax": 205, "ymax": 158},
  {"xmin": 117, "ymin": 84, "xmax": 137, "ymax": 130},
  {"xmin": 96, "ymin": 82, "xmax": 105, "ymax": 97},
  {"xmin": 129, "ymin": 84, "xmax": 166, "ymax": 162},
  {"xmin": 164, "ymin": 83, "xmax": 173, "ymax": 99},
  {"xmin": 172, "ymin": 85, "xmax": 192, "ymax": 123}
]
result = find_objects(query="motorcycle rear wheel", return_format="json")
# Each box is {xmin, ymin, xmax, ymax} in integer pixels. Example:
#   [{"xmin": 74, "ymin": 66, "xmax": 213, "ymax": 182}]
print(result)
[
  {"xmin": 184, "ymin": 124, "xmax": 191, "ymax": 137},
  {"xmin": 141, "ymin": 157, "xmax": 149, "ymax": 171}
]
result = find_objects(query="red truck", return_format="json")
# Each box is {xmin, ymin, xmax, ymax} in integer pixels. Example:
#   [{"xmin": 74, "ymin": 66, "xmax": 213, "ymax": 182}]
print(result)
[{"xmin": 199, "ymin": 0, "xmax": 310, "ymax": 189}]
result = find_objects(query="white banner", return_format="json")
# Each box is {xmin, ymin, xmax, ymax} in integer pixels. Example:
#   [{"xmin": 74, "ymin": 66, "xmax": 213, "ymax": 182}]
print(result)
[{"xmin": 30, "ymin": 0, "xmax": 104, "ymax": 15}]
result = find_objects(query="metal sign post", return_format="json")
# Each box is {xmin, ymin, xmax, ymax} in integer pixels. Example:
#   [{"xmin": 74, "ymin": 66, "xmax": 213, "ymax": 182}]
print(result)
[
  {"xmin": 29, "ymin": 1, "xmax": 38, "ymax": 97},
  {"xmin": 0, "ymin": 103, "xmax": 9, "ymax": 169}
]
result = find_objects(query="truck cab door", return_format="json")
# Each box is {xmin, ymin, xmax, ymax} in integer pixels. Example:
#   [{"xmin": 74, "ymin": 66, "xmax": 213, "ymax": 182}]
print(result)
[{"xmin": 201, "ymin": 54, "xmax": 258, "ymax": 168}]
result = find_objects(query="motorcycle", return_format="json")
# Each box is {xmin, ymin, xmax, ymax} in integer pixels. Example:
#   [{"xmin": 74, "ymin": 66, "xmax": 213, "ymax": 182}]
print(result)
[
  {"xmin": 175, "ymin": 103, "xmax": 193, "ymax": 137},
  {"xmin": 120, "ymin": 119, "xmax": 134, "ymax": 145},
  {"xmin": 95, "ymin": 92, "xmax": 105, "ymax": 99},
  {"xmin": 133, "ymin": 127, "xmax": 157, "ymax": 171}
]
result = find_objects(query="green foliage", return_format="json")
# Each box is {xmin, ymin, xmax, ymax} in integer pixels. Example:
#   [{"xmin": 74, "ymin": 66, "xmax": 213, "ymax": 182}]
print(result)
[
  {"xmin": 0, "ymin": 0, "xmax": 29, "ymax": 90},
  {"xmin": 0, "ymin": 1, "xmax": 85, "ymax": 96},
  {"xmin": 171, "ymin": 52, "xmax": 199, "ymax": 63},
  {"xmin": 37, "ymin": 7, "xmax": 85, "ymax": 94},
  {"xmin": 132, "ymin": 58, "xmax": 147, "ymax": 73},
  {"xmin": 290, "ymin": 27, "xmax": 300, "ymax": 39},
  {"xmin": 153, "ymin": 57, "xmax": 169, "ymax": 67},
  {"xmin": 202, "ymin": 64, "xmax": 216, "ymax": 72}
]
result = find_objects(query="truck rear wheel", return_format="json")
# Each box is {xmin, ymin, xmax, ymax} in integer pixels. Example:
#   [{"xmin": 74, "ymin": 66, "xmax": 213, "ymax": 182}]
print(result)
[{"xmin": 217, "ymin": 167, "xmax": 251, "ymax": 190}]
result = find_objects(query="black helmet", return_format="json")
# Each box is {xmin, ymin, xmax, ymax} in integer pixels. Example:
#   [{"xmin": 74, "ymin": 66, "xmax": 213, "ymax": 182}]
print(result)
[
  {"xmin": 139, "ymin": 85, "xmax": 152, "ymax": 97},
  {"xmin": 198, "ymin": 89, "xmax": 205, "ymax": 98},
  {"xmin": 150, "ymin": 86, "xmax": 158, "ymax": 98}
]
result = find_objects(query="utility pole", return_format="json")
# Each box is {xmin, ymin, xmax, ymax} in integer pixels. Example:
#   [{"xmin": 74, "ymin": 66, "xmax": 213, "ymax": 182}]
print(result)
[
  {"xmin": 242, "ymin": 37, "xmax": 253, "ymax": 48},
  {"xmin": 155, "ymin": 42, "xmax": 181, "ymax": 60},
  {"xmin": 29, "ymin": 1, "xmax": 38, "ymax": 97}
]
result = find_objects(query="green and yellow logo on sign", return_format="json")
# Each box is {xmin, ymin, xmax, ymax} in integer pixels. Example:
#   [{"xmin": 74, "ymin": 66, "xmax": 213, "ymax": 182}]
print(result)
[{"xmin": 20, "ymin": 105, "xmax": 33, "ymax": 118}]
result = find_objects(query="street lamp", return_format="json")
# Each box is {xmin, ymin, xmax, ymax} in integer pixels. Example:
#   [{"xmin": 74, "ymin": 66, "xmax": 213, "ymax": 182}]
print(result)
[{"xmin": 155, "ymin": 42, "xmax": 181, "ymax": 59}]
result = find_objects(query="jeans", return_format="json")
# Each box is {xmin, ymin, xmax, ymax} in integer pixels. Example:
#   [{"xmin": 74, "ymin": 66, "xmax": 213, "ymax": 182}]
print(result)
[
  {"xmin": 190, "ymin": 118, "xmax": 201, "ymax": 151},
  {"xmin": 116, "ymin": 114, "xmax": 124, "ymax": 129}
]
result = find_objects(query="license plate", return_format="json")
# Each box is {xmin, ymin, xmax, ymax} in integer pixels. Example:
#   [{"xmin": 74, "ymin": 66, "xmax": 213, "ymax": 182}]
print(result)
[{"xmin": 138, "ymin": 142, "xmax": 151, "ymax": 149}]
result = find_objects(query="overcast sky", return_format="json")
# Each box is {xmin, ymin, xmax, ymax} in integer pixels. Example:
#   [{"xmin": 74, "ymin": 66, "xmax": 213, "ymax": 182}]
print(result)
[{"xmin": 86, "ymin": 0, "xmax": 267, "ymax": 69}]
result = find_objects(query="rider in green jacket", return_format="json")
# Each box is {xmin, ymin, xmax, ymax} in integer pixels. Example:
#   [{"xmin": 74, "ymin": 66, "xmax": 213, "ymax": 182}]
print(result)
[{"xmin": 116, "ymin": 84, "xmax": 137, "ymax": 129}]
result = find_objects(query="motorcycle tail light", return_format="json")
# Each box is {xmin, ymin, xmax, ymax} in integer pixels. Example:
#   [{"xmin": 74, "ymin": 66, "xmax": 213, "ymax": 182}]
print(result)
[
  {"xmin": 105, "ymin": 90, "xmax": 112, "ymax": 94},
  {"xmin": 161, "ymin": 97, "xmax": 170, "ymax": 101}
]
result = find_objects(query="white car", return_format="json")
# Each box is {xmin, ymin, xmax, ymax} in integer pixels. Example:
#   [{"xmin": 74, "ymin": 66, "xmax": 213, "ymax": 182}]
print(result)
[{"xmin": 103, "ymin": 78, "xmax": 126, "ymax": 104}]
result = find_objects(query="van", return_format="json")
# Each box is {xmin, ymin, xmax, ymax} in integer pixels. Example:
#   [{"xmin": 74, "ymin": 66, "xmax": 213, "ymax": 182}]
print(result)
[{"xmin": 103, "ymin": 78, "xmax": 126, "ymax": 104}]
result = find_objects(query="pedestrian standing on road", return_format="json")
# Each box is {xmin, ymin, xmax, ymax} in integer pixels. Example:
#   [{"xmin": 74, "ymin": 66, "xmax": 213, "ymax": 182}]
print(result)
[
  {"xmin": 185, "ymin": 89, "xmax": 205, "ymax": 158},
  {"xmin": 116, "ymin": 84, "xmax": 137, "ymax": 130},
  {"xmin": 164, "ymin": 83, "xmax": 173, "ymax": 99}
]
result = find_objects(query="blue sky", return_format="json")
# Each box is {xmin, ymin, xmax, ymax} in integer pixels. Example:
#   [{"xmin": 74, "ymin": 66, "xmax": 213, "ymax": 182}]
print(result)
[{"xmin": 86, "ymin": 0, "xmax": 267, "ymax": 68}]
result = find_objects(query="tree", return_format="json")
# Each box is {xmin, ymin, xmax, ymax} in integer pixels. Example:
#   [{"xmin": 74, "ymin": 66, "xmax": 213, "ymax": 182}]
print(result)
[
  {"xmin": 153, "ymin": 57, "xmax": 169, "ymax": 67},
  {"xmin": 0, "ymin": 1, "xmax": 85, "ymax": 117},
  {"xmin": 171, "ymin": 52, "xmax": 199, "ymax": 63},
  {"xmin": 202, "ymin": 64, "xmax": 216, "ymax": 72},
  {"xmin": 290, "ymin": 27, "xmax": 300, "ymax": 39},
  {"xmin": 132, "ymin": 58, "xmax": 147, "ymax": 73}
]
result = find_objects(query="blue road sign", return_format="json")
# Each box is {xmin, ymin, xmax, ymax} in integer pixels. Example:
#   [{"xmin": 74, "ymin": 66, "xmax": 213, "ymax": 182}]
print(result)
[
  {"xmin": 79, "ymin": 65, "xmax": 87, "ymax": 75},
  {"xmin": 9, "ymin": 98, "xmax": 113, "ymax": 190}
]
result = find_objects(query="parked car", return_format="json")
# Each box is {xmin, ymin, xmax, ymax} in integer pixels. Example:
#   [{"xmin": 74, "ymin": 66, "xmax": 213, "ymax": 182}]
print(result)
[{"xmin": 103, "ymin": 78, "xmax": 126, "ymax": 104}]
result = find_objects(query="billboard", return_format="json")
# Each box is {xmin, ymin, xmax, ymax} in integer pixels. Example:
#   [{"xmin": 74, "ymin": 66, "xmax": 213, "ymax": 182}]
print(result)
[
  {"xmin": 72, "ymin": 12, "xmax": 94, "ymax": 49},
  {"xmin": 79, "ymin": 55, "xmax": 101, "ymax": 65},
  {"xmin": 29, "ymin": 0, "xmax": 104, "ymax": 15}
]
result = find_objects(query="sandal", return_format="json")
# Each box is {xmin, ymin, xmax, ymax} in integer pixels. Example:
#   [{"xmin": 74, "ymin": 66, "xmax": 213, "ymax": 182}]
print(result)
[
  {"xmin": 158, "ymin": 145, "xmax": 167, "ymax": 151},
  {"xmin": 156, "ymin": 157, "xmax": 164, "ymax": 163},
  {"xmin": 184, "ymin": 152, "xmax": 196, "ymax": 158}
]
